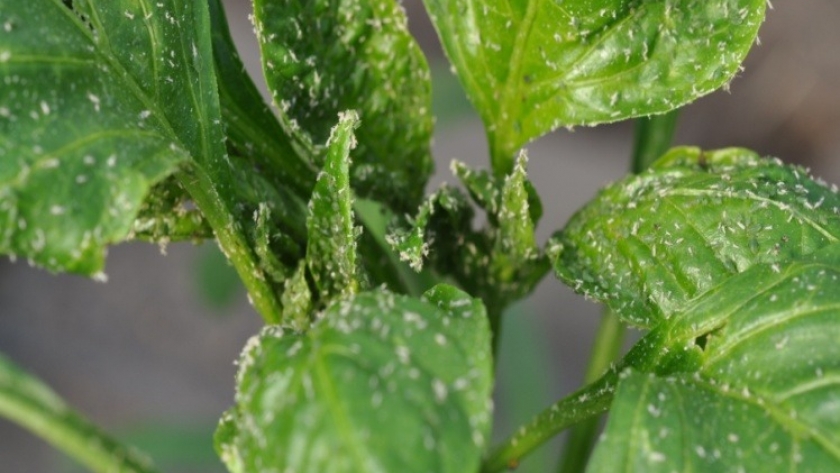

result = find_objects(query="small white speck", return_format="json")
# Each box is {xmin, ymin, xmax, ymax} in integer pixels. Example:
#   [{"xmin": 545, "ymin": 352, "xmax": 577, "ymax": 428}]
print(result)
[
  {"xmin": 395, "ymin": 345, "xmax": 410, "ymax": 364},
  {"xmin": 432, "ymin": 379, "xmax": 447, "ymax": 403},
  {"xmin": 649, "ymin": 451, "xmax": 665, "ymax": 463},
  {"xmin": 87, "ymin": 93, "xmax": 100, "ymax": 111}
]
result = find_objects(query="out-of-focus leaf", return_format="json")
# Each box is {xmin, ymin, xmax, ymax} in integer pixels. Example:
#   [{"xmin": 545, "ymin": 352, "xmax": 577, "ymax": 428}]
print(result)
[
  {"xmin": 0, "ymin": 353, "xmax": 158, "ymax": 473},
  {"xmin": 253, "ymin": 0, "xmax": 434, "ymax": 212},
  {"xmin": 551, "ymin": 147, "xmax": 840, "ymax": 327},
  {"xmin": 216, "ymin": 285, "xmax": 493, "ymax": 473},
  {"xmin": 194, "ymin": 243, "xmax": 243, "ymax": 312},
  {"xmin": 422, "ymin": 0, "xmax": 766, "ymax": 172},
  {"xmin": 131, "ymin": 177, "xmax": 213, "ymax": 244}
]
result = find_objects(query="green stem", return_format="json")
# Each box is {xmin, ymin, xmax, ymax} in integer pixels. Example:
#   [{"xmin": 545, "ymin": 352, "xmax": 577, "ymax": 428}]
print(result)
[
  {"xmin": 555, "ymin": 109, "xmax": 681, "ymax": 473},
  {"xmin": 631, "ymin": 110, "xmax": 681, "ymax": 173},
  {"xmin": 556, "ymin": 310, "xmax": 625, "ymax": 473},
  {"xmin": 178, "ymin": 167, "xmax": 283, "ymax": 324},
  {"xmin": 488, "ymin": 302, "xmax": 505, "ymax": 361},
  {"xmin": 0, "ymin": 354, "xmax": 158, "ymax": 473},
  {"xmin": 481, "ymin": 367, "xmax": 620, "ymax": 473},
  {"xmin": 481, "ymin": 321, "xmax": 680, "ymax": 473}
]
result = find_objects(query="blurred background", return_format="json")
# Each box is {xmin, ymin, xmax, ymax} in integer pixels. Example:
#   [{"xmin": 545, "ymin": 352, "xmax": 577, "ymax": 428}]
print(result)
[{"xmin": 2, "ymin": 0, "xmax": 839, "ymax": 471}]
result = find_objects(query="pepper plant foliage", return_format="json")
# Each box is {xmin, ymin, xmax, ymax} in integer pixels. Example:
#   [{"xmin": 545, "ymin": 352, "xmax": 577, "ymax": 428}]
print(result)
[{"xmin": 1, "ymin": 0, "xmax": 838, "ymax": 472}]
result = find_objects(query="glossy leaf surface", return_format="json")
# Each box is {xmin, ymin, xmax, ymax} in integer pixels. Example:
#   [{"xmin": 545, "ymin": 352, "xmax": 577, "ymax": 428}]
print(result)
[
  {"xmin": 0, "ymin": 0, "xmax": 290, "ymax": 321},
  {"xmin": 253, "ymin": 0, "xmax": 434, "ymax": 212},
  {"xmin": 589, "ymin": 246, "xmax": 840, "ymax": 471},
  {"xmin": 590, "ymin": 369, "xmax": 839, "ymax": 473},
  {"xmin": 216, "ymin": 285, "xmax": 493, "ymax": 473},
  {"xmin": 0, "ymin": 0, "xmax": 193, "ymax": 274},
  {"xmin": 551, "ymin": 148, "xmax": 840, "ymax": 327},
  {"xmin": 422, "ymin": 0, "xmax": 766, "ymax": 172}
]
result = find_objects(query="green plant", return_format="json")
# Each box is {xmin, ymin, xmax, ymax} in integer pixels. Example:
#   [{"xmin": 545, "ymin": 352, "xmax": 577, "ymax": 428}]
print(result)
[{"xmin": 1, "ymin": 0, "xmax": 838, "ymax": 472}]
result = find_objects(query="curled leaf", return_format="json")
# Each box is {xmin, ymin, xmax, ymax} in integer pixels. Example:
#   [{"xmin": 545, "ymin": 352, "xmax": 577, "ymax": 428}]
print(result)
[
  {"xmin": 253, "ymin": 0, "xmax": 434, "ymax": 212},
  {"xmin": 305, "ymin": 111, "xmax": 362, "ymax": 301}
]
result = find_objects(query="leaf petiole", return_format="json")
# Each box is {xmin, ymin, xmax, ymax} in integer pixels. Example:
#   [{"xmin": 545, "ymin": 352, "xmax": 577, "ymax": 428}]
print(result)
[{"xmin": 480, "ymin": 366, "xmax": 620, "ymax": 473}]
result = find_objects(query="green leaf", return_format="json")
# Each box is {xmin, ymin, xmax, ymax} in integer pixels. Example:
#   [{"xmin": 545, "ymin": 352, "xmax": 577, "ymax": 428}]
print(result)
[
  {"xmin": 278, "ymin": 261, "xmax": 313, "ymax": 331},
  {"xmin": 387, "ymin": 183, "xmax": 493, "ymax": 293},
  {"xmin": 306, "ymin": 111, "xmax": 361, "ymax": 301},
  {"xmin": 131, "ymin": 177, "xmax": 213, "ymax": 244},
  {"xmin": 587, "ymin": 242, "xmax": 840, "ymax": 471},
  {"xmin": 0, "ymin": 353, "xmax": 158, "ymax": 473},
  {"xmin": 589, "ymin": 369, "xmax": 839, "ymax": 473},
  {"xmin": 390, "ymin": 156, "xmax": 548, "ymax": 314},
  {"xmin": 422, "ymin": 0, "xmax": 766, "ymax": 172},
  {"xmin": 253, "ymin": 0, "xmax": 434, "ymax": 212},
  {"xmin": 551, "ymin": 147, "xmax": 840, "ymax": 327},
  {"xmin": 492, "ymin": 152, "xmax": 543, "ymax": 286},
  {"xmin": 0, "ymin": 1, "xmax": 190, "ymax": 274},
  {"xmin": 216, "ymin": 285, "xmax": 493, "ymax": 473},
  {"xmin": 208, "ymin": 0, "xmax": 315, "ymax": 198},
  {"xmin": 0, "ymin": 0, "xmax": 288, "ymax": 321},
  {"xmin": 451, "ymin": 161, "xmax": 501, "ymax": 218},
  {"xmin": 354, "ymin": 198, "xmax": 438, "ymax": 297},
  {"xmin": 386, "ymin": 190, "xmax": 444, "ymax": 273}
]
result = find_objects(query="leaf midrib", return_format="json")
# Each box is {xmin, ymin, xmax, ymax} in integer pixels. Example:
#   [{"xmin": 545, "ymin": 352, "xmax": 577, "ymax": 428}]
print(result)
[
  {"xmin": 494, "ymin": 0, "xmax": 540, "ymax": 160},
  {"xmin": 314, "ymin": 350, "xmax": 374, "ymax": 472}
]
